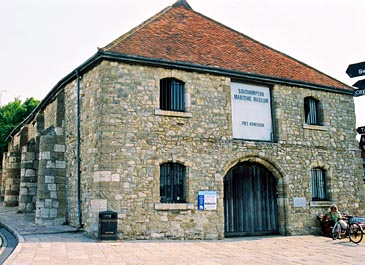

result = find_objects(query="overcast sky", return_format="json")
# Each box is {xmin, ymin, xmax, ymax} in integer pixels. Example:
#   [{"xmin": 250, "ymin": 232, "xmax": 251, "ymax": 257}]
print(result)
[{"xmin": 1, "ymin": 0, "xmax": 364, "ymax": 127}]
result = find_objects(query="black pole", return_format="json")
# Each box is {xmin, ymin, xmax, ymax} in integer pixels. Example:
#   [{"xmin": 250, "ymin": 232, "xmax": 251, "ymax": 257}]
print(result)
[{"xmin": 75, "ymin": 70, "xmax": 83, "ymax": 228}]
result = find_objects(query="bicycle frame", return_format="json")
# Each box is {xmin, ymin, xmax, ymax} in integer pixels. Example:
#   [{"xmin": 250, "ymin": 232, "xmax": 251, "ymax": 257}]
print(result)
[{"xmin": 331, "ymin": 217, "xmax": 364, "ymax": 244}]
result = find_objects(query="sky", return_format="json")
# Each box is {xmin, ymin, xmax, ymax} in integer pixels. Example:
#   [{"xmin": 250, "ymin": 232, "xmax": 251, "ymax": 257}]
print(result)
[{"xmin": 0, "ymin": 0, "xmax": 364, "ymax": 127}]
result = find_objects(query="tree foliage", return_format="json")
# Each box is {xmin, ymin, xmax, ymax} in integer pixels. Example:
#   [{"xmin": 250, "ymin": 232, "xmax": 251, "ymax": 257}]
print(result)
[{"xmin": 0, "ymin": 98, "xmax": 40, "ymax": 162}]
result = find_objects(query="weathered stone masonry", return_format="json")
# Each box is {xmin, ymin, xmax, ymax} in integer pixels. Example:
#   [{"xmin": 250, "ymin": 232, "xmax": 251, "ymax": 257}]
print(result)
[
  {"xmin": 1, "ymin": 60, "xmax": 363, "ymax": 239},
  {"xmin": 1, "ymin": 0, "xmax": 364, "ymax": 239},
  {"xmin": 63, "ymin": 61, "xmax": 362, "ymax": 239}
]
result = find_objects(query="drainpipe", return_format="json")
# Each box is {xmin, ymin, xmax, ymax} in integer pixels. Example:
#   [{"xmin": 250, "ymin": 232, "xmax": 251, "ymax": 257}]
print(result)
[{"xmin": 75, "ymin": 70, "xmax": 83, "ymax": 228}]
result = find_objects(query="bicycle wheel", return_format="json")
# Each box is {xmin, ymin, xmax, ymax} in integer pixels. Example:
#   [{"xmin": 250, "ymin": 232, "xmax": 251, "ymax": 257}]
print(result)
[
  {"xmin": 348, "ymin": 223, "xmax": 363, "ymax": 244},
  {"xmin": 331, "ymin": 223, "xmax": 339, "ymax": 240}
]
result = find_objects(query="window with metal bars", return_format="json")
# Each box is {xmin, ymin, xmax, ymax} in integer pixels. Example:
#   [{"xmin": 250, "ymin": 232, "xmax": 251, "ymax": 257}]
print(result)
[
  {"xmin": 311, "ymin": 168, "xmax": 327, "ymax": 201},
  {"xmin": 160, "ymin": 78, "xmax": 185, "ymax": 112},
  {"xmin": 160, "ymin": 162, "xmax": 186, "ymax": 203},
  {"xmin": 304, "ymin": 97, "xmax": 322, "ymax": 125}
]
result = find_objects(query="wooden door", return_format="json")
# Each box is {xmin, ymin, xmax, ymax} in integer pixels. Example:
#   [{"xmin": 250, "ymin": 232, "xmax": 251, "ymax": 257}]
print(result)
[{"xmin": 224, "ymin": 162, "xmax": 278, "ymax": 236}]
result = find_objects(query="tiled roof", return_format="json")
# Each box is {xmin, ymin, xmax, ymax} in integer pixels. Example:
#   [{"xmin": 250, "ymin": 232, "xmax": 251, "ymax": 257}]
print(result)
[{"xmin": 102, "ymin": 0, "xmax": 350, "ymax": 91}]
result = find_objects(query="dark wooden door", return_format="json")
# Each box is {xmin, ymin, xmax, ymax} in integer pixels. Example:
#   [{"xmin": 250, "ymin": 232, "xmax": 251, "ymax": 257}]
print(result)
[{"xmin": 224, "ymin": 162, "xmax": 278, "ymax": 236}]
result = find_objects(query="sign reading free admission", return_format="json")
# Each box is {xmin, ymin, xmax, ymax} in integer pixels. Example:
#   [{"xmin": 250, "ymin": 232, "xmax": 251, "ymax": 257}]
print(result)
[{"xmin": 231, "ymin": 82, "xmax": 273, "ymax": 141}]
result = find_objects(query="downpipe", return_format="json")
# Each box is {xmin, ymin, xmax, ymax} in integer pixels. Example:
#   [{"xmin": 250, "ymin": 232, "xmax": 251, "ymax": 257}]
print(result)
[{"xmin": 75, "ymin": 70, "xmax": 83, "ymax": 229}]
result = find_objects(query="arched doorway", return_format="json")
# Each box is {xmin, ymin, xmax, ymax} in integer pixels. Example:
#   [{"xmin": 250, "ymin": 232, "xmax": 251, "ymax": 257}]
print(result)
[{"xmin": 224, "ymin": 162, "xmax": 278, "ymax": 236}]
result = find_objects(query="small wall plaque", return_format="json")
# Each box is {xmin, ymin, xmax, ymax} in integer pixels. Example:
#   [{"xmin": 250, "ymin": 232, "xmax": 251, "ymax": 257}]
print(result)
[{"xmin": 293, "ymin": 197, "xmax": 306, "ymax": 208}]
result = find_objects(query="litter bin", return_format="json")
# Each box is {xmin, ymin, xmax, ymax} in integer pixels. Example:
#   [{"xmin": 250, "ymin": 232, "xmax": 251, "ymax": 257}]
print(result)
[{"xmin": 99, "ymin": 210, "xmax": 118, "ymax": 240}]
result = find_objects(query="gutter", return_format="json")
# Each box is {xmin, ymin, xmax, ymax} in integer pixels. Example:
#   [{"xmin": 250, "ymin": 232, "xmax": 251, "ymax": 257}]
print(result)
[
  {"xmin": 99, "ymin": 51, "xmax": 353, "ymax": 95},
  {"xmin": 6, "ymin": 50, "xmax": 353, "ymax": 140}
]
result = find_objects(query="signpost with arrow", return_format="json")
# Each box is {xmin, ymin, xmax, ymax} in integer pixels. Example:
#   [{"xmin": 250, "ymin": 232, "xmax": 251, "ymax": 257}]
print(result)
[
  {"xmin": 346, "ymin": 61, "xmax": 365, "ymax": 97},
  {"xmin": 346, "ymin": 62, "xmax": 365, "ymax": 78},
  {"xmin": 347, "ymin": 63, "xmax": 365, "ymax": 151},
  {"xmin": 357, "ymin": 126, "xmax": 365, "ymax": 135}
]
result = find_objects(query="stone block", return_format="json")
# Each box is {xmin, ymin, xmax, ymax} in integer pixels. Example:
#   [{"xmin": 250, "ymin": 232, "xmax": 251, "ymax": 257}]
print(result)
[
  {"xmin": 56, "ymin": 161, "xmax": 66, "ymax": 169},
  {"xmin": 19, "ymin": 187, "xmax": 28, "ymax": 195},
  {"xmin": 111, "ymin": 173, "xmax": 120, "ymax": 182},
  {"xmin": 54, "ymin": 176, "xmax": 66, "ymax": 184},
  {"xmin": 29, "ymin": 186, "xmax": 37, "ymax": 196},
  {"xmin": 46, "ymin": 161, "xmax": 56, "ymax": 168},
  {"xmin": 41, "ymin": 208, "xmax": 50, "ymax": 218},
  {"xmin": 25, "ymin": 169, "xmax": 36, "ymax": 177},
  {"xmin": 48, "ymin": 184, "xmax": 57, "ymax": 191},
  {"xmin": 50, "ymin": 208, "xmax": 58, "ymax": 218},
  {"xmin": 45, "ymin": 175, "xmax": 54, "ymax": 184},
  {"xmin": 40, "ymin": 152, "xmax": 51, "ymax": 160},
  {"xmin": 50, "ymin": 191, "xmax": 57, "ymax": 199},
  {"xmin": 93, "ymin": 171, "xmax": 112, "ymax": 182},
  {"xmin": 55, "ymin": 127, "xmax": 63, "ymax": 136},
  {"xmin": 45, "ymin": 199, "xmax": 52, "ymax": 208},
  {"xmin": 90, "ymin": 199, "xmax": 107, "ymax": 213},
  {"xmin": 53, "ymin": 200, "xmax": 59, "ymax": 208},
  {"xmin": 54, "ymin": 144, "xmax": 65, "ymax": 152},
  {"xmin": 36, "ymin": 201, "xmax": 45, "ymax": 208}
]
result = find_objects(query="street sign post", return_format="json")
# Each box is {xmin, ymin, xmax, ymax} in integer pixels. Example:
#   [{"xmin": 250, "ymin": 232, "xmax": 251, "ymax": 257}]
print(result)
[
  {"xmin": 353, "ymin": 88, "xmax": 365, "ymax": 97},
  {"xmin": 346, "ymin": 62, "xmax": 365, "ymax": 78},
  {"xmin": 357, "ymin": 126, "xmax": 365, "ymax": 134},
  {"xmin": 353, "ymin": 79, "xmax": 365, "ymax": 89},
  {"xmin": 360, "ymin": 135, "xmax": 365, "ymax": 152}
]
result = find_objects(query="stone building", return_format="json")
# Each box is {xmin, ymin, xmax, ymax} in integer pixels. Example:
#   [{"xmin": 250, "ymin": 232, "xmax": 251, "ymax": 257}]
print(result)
[{"xmin": 1, "ymin": 0, "xmax": 364, "ymax": 239}]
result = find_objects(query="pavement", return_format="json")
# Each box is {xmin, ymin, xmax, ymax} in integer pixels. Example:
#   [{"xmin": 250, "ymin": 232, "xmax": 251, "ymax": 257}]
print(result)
[{"xmin": 0, "ymin": 203, "xmax": 364, "ymax": 265}]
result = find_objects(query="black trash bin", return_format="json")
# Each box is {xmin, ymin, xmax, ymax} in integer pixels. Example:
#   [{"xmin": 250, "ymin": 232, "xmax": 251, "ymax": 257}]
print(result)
[{"xmin": 99, "ymin": 211, "xmax": 118, "ymax": 240}]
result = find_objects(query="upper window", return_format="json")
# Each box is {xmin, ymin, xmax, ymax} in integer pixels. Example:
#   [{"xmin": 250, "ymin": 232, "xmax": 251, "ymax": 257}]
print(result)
[
  {"xmin": 160, "ymin": 162, "xmax": 186, "ymax": 203},
  {"xmin": 304, "ymin": 97, "xmax": 322, "ymax": 125},
  {"xmin": 160, "ymin": 78, "xmax": 185, "ymax": 112},
  {"xmin": 311, "ymin": 168, "xmax": 327, "ymax": 201}
]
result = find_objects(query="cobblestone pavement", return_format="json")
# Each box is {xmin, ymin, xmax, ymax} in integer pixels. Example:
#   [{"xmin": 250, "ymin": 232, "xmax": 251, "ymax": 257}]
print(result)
[{"xmin": 1, "ymin": 204, "xmax": 364, "ymax": 265}]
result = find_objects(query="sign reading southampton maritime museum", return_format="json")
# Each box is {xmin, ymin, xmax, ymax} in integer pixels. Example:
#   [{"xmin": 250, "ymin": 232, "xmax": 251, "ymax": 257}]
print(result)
[{"xmin": 231, "ymin": 82, "xmax": 273, "ymax": 141}]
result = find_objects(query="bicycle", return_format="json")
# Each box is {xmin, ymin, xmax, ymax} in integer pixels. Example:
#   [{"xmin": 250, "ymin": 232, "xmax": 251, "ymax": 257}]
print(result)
[{"xmin": 331, "ymin": 215, "xmax": 364, "ymax": 244}]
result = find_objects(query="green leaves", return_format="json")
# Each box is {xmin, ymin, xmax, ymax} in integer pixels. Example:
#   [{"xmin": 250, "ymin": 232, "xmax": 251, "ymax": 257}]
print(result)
[{"xmin": 0, "ymin": 97, "xmax": 40, "ymax": 158}]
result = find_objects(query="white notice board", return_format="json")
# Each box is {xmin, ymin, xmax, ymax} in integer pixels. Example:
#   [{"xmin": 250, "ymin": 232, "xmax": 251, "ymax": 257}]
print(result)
[
  {"xmin": 231, "ymin": 82, "xmax": 273, "ymax": 141},
  {"xmin": 198, "ymin": 191, "xmax": 217, "ymax": 210}
]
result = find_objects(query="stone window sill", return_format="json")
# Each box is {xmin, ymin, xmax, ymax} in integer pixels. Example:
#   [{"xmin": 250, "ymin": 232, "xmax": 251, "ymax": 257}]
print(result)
[
  {"xmin": 155, "ymin": 108, "xmax": 192, "ymax": 118},
  {"xmin": 154, "ymin": 203, "xmax": 194, "ymax": 211},
  {"xmin": 309, "ymin": 201, "xmax": 332, "ymax": 207},
  {"xmin": 303, "ymin": 123, "xmax": 328, "ymax": 131}
]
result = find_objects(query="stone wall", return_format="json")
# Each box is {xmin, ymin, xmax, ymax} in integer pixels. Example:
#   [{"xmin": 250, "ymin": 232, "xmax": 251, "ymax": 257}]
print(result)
[
  {"xmin": 3, "ymin": 126, "xmax": 28, "ymax": 207},
  {"xmin": 1, "ymin": 154, "xmax": 6, "ymax": 198},
  {"xmin": 2, "ymin": 59, "xmax": 362, "ymax": 239},
  {"xmin": 18, "ymin": 112, "xmax": 44, "ymax": 212},
  {"xmin": 1, "ymin": 91, "xmax": 67, "ymax": 226},
  {"xmin": 61, "ymin": 61, "xmax": 363, "ymax": 239},
  {"xmin": 35, "ymin": 92, "xmax": 67, "ymax": 225}
]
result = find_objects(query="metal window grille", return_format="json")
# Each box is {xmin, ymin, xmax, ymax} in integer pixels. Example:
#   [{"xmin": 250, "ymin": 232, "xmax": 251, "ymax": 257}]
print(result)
[
  {"xmin": 160, "ymin": 78, "xmax": 185, "ymax": 112},
  {"xmin": 311, "ymin": 168, "xmax": 327, "ymax": 201},
  {"xmin": 304, "ymin": 97, "xmax": 320, "ymax": 125},
  {"xmin": 160, "ymin": 163, "xmax": 186, "ymax": 203}
]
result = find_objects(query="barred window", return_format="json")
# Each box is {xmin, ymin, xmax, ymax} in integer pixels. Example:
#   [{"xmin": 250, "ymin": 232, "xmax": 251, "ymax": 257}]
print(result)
[
  {"xmin": 160, "ymin": 163, "xmax": 186, "ymax": 203},
  {"xmin": 160, "ymin": 78, "xmax": 185, "ymax": 112},
  {"xmin": 304, "ymin": 97, "xmax": 322, "ymax": 125},
  {"xmin": 311, "ymin": 168, "xmax": 327, "ymax": 201}
]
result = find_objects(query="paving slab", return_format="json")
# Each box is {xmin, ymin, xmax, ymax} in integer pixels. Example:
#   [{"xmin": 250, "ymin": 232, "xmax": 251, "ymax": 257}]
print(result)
[{"xmin": 0, "ymin": 202, "xmax": 364, "ymax": 264}]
